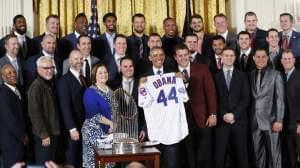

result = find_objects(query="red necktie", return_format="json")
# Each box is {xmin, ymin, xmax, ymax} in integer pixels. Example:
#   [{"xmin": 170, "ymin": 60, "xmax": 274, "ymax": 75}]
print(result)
[{"xmin": 282, "ymin": 35, "xmax": 289, "ymax": 49}]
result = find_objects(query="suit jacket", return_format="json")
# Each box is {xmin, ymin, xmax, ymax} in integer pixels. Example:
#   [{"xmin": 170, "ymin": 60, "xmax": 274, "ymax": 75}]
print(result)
[
  {"xmin": 250, "ymin": 67, "xmax": 285, "ymax": 130},
  {"xmin": 225, "ymin": 31, "xmax": 238, "ymax": 50},
  {"xmin": 57, "ymin": 70, "xmax": 86, "ymax": 131},
  {"xmin": 215, "ymin": 68, "xmax": 249, "ymax": 124},
  {"xmin": 285, "ymin": 69, "xmax": 300, "ymax": 130},
  {"xmin": 142, "ymin": 65, "xmax": 174, "ymax": 77},
  {"xmin": 0, "ymin": 84, "xmax": 26, "ymax": 147},
  {"xmin": 105, "ymin": 52, "xmax": 121, "ymax": 84},
  {"xmin": 62, "ymin": 56, "xmax": 100, "ymax": 75},
  {"xmin": 24, "ymin": 52, "xmax": 62, "ymax": 89},
  {"xmin": 33, "ymin": 33, "xmax": 69, "ymax": 61},
  {"xmin": 234, "ymin": 49, "xmax": 256, "ymax": 72},
  {"xmin": 0, "ymin": 55, "xmax": 24, "ymax": 86},
  {"xmin": 161, "ymin": 35, "xmax": 183, "ymax": 58},
  {"xmin": 0, "ymin": 35, "xmax": 38, "ymax": 60},
  {"xmin": 207, "ymin": 54, "xmax": 221, "ymax": 76},
  {"xmin": 186, "ymin": 63, "xmax": 217, "ymax": 128},
  {"xmin": 127, "ymin": 34, "xmax": 149, "ymax": 60},
  {"xmin": 99, "ymin": 33, "xmax": 114, "ymax": 59},
  {"xmin": 279, "ymin": 31, "xmax": 300, "ymax": 57},
  {"xmin": 250, "ymin": 28, "xmax": 267, "ymax": 49}
]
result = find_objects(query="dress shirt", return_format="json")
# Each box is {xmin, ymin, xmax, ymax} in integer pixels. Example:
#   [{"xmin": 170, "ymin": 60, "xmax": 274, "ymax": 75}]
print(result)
[
  {"xmin": 114, "ymin": 53, "xmax": 125, "ymax": 72},
  {"xmin": 152, "ymin": 66, "xmax": 164, "ymax": 75},
  {"xmin": 286, "ymin": 67, "xmax": 295, "ymax": 81},
  {"xmin": 190, "ymin": 51, "xmax": 197, "ymax": 62},
  {"xmin": 218, "ymin": 30, "xmax": 228, "ymax": 40},
  {"xmin": 82, "ymin": 56, "xmax": 92, "ymax": 77},
  {"xmin": 4, "ymin": 82, "xmax": 21, "ymax": 99},
  {"xmin": 122, "ymin": 77, "xmax": 134, "ymax": 95},
  {"xmin": 240, "ymin": 47, "xmax": 252, "ymax": 59},
  {"xmin": 14, "ymin": 31, "xmax": 26, "ymax": 46},
  {"xmin": 105, "ymin": 32, "xmax": 116, "ymax": 54}
]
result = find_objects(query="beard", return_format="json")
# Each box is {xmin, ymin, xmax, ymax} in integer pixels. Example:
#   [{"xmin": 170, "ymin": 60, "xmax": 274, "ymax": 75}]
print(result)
[{"xmin": 15, "ymin": 28, "xmax": 27, "ymax": 35}]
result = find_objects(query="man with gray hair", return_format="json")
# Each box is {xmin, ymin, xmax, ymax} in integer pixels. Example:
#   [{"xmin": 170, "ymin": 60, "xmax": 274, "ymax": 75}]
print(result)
[{"xmin": 27, "ymin": 55, "xmax": 60, "ymax": 164}]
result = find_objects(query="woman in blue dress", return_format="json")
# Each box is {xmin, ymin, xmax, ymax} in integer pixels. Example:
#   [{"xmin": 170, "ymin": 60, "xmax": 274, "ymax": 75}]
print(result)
[{"xmin": 81, "ymin": 63, "xmax": 114, "ymax": 168}]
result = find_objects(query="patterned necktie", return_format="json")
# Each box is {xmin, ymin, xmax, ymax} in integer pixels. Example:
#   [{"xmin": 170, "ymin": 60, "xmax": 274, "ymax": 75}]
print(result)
[
  {"xmin": 11, "ymin": 59, "xmax": 19, "ymax": 75},
  {"xmin": 139, "ymin": 38, "xmax": 144, "ymax": 59},
  {"xmin": 282, "ymin": 35, "xmax": 289, "ymax": 49},
  {"xmin": 79, "ymin": 73, "xmax": 87, "ymax": 88},
  {"xmin": 182, "ymin": 69, "xmax": 189, "ymax": 83},
  {"xmin": 241, "ymin": 54, "xmax": 248, "ymax": 69},
  {"xmin": 85, "ymin": 59, "xmax": 91, "ymax": 85},
  {"xmin": 225, "ymin": 70, "xmax": 231, "ymax": 89},
  {"xmin": 256, "ymin": 70, "xmax": 261, "ymax": 92},
  {"xmin": 217, "ymin": 57, "xmax": 222, "ymax": 70}
]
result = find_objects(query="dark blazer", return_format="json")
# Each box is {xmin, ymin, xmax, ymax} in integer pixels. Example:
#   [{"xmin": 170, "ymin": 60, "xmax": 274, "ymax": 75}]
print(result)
[
  {"xmin": 285, "ymin": 69, "xmax": 300, "ymax": 130},
  {"xmin": 0, "ymin": 55, "xmax": 24, "ymax": 86},
  {"xmin": 279, "ymin": 31, "xmax": 300, "ymax": 58},
  {"xmin": 99, "ymin": 33, "xmax": 114, "ymax": 59},
  {"xmin": 127, "ymin": 34, "xmax": 149, "ymax": 60},
  {"xmin": 234, "ymin": 49, "xmax": 256, "ymax": 72},
  {"xmin": 207, "ymin": 54, "xmax": 221, "ymax": 76},
  {"xmin": 57, "ymin": 71, "xmax": 86, "ymax": 131},
  {"xmin": 105, "ymin": 52, "xmax": 121, "ymax": 83},
  {"xmin": 0, "ymin": 35, "xmax": 38, "ymax": 60},
  {"xmin": 142, "ymin": 65, "xmax": 174, "ymax": 77},
  {"xmin": 63, "ymin": 33, "xmax": 78, "ymax": 49},
  {"xmin": 24, "ymin": 52, "xmax": 62, "ymax": 88},
  {"xmin": 161, "ymin": 35, "xmax": 183, "ymax": 58},
  {"xmin": 250, "ymin": 28, "xmax": 267, "ymax": 49},
  {"xmin": 215, "ymin": 68, "xmax": 249, "ymax": 124},
  {"xmin": 0, "ymin": 84, "xmax": 26, "ymax": 166},
  {"xmin": 187, "ymin": 62, "xmax": 217, "ymax": 128},
  {"xmin": 33, "ymin": 33, "xmax": 69, "ymax": 61}
]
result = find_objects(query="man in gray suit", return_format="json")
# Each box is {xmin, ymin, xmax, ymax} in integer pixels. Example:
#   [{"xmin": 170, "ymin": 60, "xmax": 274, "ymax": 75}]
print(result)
[
  {"xmin": 0, "ymin": 34, "xmax": 23, "ymax": 86},
  {"xmin": 63, "ymin": 35, "xmax": 99, "ymax": 85},
  {"xmin": 214, "ymin": 13, "xmax": 238, "ymax": 51},
  {"xmin": 250, "ymin": 48, "xmax": 285, "ymax": 168}
]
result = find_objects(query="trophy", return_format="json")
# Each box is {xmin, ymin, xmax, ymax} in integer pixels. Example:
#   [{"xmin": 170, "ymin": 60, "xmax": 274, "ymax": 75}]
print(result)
[{"xmin": 111, "ymin": 88, "xmax": 141, "ymax": 154}]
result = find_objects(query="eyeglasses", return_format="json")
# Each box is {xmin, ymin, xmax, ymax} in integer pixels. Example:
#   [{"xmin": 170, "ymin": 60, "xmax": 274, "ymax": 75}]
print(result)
[{"xmin": 40, "ymin": 66, "xmax": 55, "ymax": 70}]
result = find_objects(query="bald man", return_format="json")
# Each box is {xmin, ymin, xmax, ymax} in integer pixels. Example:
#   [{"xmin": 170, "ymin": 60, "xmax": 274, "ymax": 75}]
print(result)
[
  {"xmin": 0, "ymin": 64, "xmax": 27, "ymax": 167},
  {"xmin": 57, "ymin": 50, "xmax": 86, "ymax": 167}
]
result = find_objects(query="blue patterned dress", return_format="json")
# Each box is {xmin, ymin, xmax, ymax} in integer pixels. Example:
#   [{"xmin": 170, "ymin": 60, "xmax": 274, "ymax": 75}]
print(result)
[{"xmin": 82, "ymin": 86, "xmax": 114, "ymax": 167}]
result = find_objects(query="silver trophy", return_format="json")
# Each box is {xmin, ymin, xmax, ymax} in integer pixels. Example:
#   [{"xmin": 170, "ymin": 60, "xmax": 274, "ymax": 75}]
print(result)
[{"xmin": 111, "ymin": 88, "xmax": 141, "ymax": 154}]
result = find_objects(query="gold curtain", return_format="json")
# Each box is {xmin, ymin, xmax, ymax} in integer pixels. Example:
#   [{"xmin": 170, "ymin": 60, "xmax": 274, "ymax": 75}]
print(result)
[{"xmin": 33, "ymin": 0, "xmax": 226, "ymax": 37}]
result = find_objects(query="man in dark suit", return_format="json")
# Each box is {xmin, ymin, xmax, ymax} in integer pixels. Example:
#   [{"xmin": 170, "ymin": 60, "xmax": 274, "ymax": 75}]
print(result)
[
  {"xmin": 214, "ymin": 13, "xmax": 238, "ymax": 50},
  {"xmin": 250, "ymin": 48, "xmax": 284, "ymax": 168},
  {"xmin": 190, "ymin": 14, "xmax": 212, "ymax": 57},
  {"xmin": 161, "ymin": 17, "xmax": 183, "ymax": 66},
  {"xmin": 281, "ymin": 50, "xmax": 300, "ymax": 168},
  {"xmin": 127, "ymin": 13, "xmax": 148, "ymax": 62},
  {"xmin": 0, "ymin": 64, "xmax": 27, "ymax": 167},
  {"xmin": 266, "ymin": 28, "xmax": 284, "ymax": 71},
  {"xmin": 140, "ymin": 47, "xmax": 178, "ymax": 168},
  {"xmin": 184, "ymin": 33, "xmax": 208, "ymax": 64},
  {"xmin": 0, "ymin": 15, "xmax": 38, "ymax": 60},
  {"xmin": 62, "ymin": 35, "xmax": 100, "ymax": 85},
  {"xmin": 235, "ymin": 31, "xmax": 256, "ymax": 72},
  {"xmin": 244, "ymin": 11, "xmax": 267, "ymax": 49},
  {"xmin": 0, "ymin": 35, "xmax": 24, "ymax": 87},
  {"xmin": 214, "ymin": 47, "xmax": 249, "ymax": 168},
  {"xmin": 99, "ymin": 13, "xmax": 117, "ymax": 60},
  {"xmin": 173, "ymin": 44, "xmax": 217, "ymax": 168},
  {"xmin": 33, "ymin": 14, "xmax": 69, "ymax": 61},
  {"xmin": 24, "ymin": 34, "xmax": 62, "ymax": 88},
  {"xmin": 105, "ymin": 34, "xmax": 127, "ymax": 85},
  {"xmin": 57, "ymin": 50, "xmax": 86, "ymax": 167},
  {"xmin": 63, "ymin": 13, "xmax": 88, "ymax": 50},
  {"xmin": 279, "ymin": 13, "xmax": 300, "ymax": 67},
  {"xmin": 209, "ymin": 35, "xmax": 226, "ymax": 75},
  {"xmin": 111, "ymin": 56, "xmax": 147, "ymax": 141}
]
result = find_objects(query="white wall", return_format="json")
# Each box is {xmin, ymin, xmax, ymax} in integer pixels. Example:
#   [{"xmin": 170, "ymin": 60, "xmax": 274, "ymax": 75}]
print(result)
[{"xmin": 0, "ymin": 0, "xmax": 34, "ymax": 38}]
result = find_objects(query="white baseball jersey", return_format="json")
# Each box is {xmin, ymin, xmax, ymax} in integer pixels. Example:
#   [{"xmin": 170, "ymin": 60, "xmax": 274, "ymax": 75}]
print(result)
[{"xmin": 138, "ymin": 72, "xmax": 189, "ymax": 145}]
